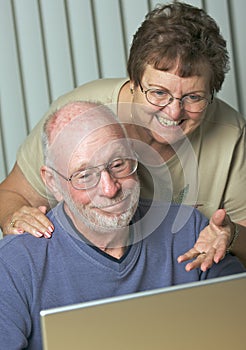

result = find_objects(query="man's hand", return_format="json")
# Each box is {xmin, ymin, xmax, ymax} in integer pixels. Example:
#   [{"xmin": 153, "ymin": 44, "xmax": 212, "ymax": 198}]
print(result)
[
  {"xmin": 3, "ymin": 205, "xmax": 54, "ymax": 238},
  {"xmin": 177, "ymin": 209, "xmax": 234, "ymax": 272}
]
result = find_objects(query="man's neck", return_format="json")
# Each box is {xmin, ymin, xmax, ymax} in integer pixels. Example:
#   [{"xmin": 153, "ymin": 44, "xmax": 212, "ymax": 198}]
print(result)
[
  {"xmin": 64, "ymin": 204, "xmax": 130, "ymax": 259},
  {"xmin": 82, "ymin": 226, "xmax": 130, "ymax": 259}
]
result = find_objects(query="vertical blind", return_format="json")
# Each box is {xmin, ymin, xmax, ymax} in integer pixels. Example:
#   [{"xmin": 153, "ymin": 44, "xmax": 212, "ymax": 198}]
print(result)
[{"xmin": 1, "ymin": 0, "xmax": 246, "ymax": 182}]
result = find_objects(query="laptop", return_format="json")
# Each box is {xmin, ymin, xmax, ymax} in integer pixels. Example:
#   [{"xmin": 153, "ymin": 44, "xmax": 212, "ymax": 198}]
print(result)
[{"xmin": 40, "ymin": 272, "xmax": 246, "ymax": 350}]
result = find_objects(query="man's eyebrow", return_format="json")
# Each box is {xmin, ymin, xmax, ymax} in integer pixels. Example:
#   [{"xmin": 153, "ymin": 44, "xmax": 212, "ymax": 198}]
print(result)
[
  {"xmin": 70, "ymin": 161, "xmax": 88, "ymax": 174},
  {"xmin": 70, "ymin": 142, "xmax": 132, "ymax": 172}
]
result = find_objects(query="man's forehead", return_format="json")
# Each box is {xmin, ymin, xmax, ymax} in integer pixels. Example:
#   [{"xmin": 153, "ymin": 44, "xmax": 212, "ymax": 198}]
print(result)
[
  {"xmin": 80, "ymin": 122, "xmax": 125, "ymax": 143},
  {"xmin": 47, "ymin": 115, "xmax": 128, "ymax": 170},
  {"xmin": 73, "ymin": 135, "xmax": 131, "ymax": 159},
  {"xmin": 70, "ymin": 124, "xmax": 131, "ymax": 161},
  {"xmin": 51, "ymin": 112, "xmax": 119, "ymax": 143}
]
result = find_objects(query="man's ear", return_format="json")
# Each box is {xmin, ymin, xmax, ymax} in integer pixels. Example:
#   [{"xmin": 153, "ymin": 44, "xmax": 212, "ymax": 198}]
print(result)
[{"xmin": 40, "ymin": 166, "xmax": 64, "ymax": 202}]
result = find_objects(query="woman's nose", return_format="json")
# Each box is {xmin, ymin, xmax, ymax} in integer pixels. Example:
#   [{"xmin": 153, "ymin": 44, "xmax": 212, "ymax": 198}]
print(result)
[{"xmin": 164, "ymin": 98, "xmax": 183, "ymax": 120}]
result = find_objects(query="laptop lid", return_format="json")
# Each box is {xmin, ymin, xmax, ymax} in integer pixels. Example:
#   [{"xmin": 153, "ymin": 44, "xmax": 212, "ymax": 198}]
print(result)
[{"xmin": 40, "ymin": 272, "xmax": 246, "ymax": 350}]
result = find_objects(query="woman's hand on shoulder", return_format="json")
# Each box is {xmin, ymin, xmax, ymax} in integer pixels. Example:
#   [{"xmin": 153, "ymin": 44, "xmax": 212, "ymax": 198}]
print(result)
[{"xmin": 4, "ymin": 205, "xmax": 54, "ymax": 238}]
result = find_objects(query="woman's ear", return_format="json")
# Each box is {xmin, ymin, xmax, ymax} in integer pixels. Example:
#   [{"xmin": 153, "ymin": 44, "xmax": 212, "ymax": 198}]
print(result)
[
  {"xmin": 40, "ymin": 166, "xmax": 64, "ymax": 202},
  {"xmin": 129, "ymin": 80, "xmax": 135, "ymax": 94}
]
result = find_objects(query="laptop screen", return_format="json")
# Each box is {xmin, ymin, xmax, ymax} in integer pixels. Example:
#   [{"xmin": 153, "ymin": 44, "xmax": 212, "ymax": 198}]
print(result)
[{"xmin": 40, "ymin": 272, "xmax": 246, "ymax": 350}]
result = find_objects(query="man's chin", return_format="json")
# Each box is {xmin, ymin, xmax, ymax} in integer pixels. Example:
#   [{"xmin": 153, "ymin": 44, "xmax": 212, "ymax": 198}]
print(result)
[{"xmin": 82, "ymin": 210, "xmax": 133, "ymax": 232}]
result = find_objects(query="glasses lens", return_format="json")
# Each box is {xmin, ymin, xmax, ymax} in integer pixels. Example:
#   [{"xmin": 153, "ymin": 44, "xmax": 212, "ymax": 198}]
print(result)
[
  {"xmin": 146, "ymin": 89, "xmax": 208, "ymax": 112},
  {"xmin": 109, "ymin": 158, "xmax": 138, "ymax": 178},
  {"xmin": 183, "ymin": 96, "xmax": 208, "ymax": 112},
  {"xmin": 72, "ymin": 169, "xmax": 99, "ymax": 189},
  {"xmin": 146, "ymin": 90, "xmax": 171, "ymax": 107}
]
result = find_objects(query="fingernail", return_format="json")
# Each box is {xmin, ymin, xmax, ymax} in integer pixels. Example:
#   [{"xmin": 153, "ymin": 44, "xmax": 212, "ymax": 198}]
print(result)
[
  {"xmin": 48, "ymin": 226, "xmax": 54, "ymax": 232},
  {"xmin": 44, "ymin": 231, "xmax": 51, "ymax": 239},
  {"xmin": 17, "ymin": 229, "xmax": 24, "ymax": 234},
  {"xmin": 36, "ymin": 231, "xmax": 43, "ymax": 237}
]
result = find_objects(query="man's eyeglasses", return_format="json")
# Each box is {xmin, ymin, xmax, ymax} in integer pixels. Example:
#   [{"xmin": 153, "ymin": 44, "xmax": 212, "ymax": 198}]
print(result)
[
  {"xmin": 50, "ymin": 157, "xmax": 138, "ymax": 190},
  {"xmin": 139, "ymin": 83, "xmax": 212, "ymax": 113}
]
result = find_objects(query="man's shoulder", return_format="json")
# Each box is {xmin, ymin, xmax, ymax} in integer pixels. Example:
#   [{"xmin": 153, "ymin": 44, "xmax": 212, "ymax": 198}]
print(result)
[
  {"xmin": 138, "ymin": 198, "xmax": 205, "ymax": 215},
  {"xmin": 136, "ymin": 199, "xmax": 207, "ymax": 231},
  {"xmin": 0, "ymin": 233, "xmax": 45, "ymax": 265}
]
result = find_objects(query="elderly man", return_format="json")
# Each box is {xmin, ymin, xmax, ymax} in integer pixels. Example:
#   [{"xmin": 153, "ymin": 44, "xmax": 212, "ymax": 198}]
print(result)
[{"xmin": 0, "ymin": 101, "xmax": 244, "ymax": 349}]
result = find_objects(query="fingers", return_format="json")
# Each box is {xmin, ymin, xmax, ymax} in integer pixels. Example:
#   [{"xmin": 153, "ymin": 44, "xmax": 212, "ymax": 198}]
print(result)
[
  {"xmin": 6, "ymin": 206, "xmax": 54, "ymax": 238},
  {"xmin": 213, "ymin": 245, "xmax": 227, "ymax": 263},
  {"xmin": 210, "ymin": 209, "xmax": 233, "ymax": 238},
  {"xmin": 178, "ymin": 249, "xmax": 215, "ymax": 272},
  {"xmin": 193, "ymin": 249, "xmax": 216, "ymax": 272},
  {"xmin": 178, "ymin": 241, "xmax": 227, "ymax": 272},
  {"xmin": 11, "ymin": 217, "xmax": 53, "ymax": 238},
  {"xmin": 38, "ymin": 205, "xmax": 48, "ymax": 214},
  {"xmin": 177, "ymin": 247, "xmax": 200, "ymax": 263},
  {"xmin": 210, "ymin": 208, "xmax": 227, "ymax": 227},
  {"xmin": 210, "ymin": 211, "xmax": 234, "ymax": 254}
]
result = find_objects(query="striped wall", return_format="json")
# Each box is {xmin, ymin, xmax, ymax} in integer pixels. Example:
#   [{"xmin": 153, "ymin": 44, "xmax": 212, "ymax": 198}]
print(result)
[{"xmin": 1, "ymin": 0, "xmax": 246, "ymax": 182}]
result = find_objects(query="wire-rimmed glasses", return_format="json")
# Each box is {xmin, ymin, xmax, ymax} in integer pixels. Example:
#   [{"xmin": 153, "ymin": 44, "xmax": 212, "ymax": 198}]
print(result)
[
  {"xmin": 50, "ymin": 157, "xmax": 138, "ymax": 190},
  {"xmin": 139, "ymin": 83, "xmax": 211, "ymax": 113}
]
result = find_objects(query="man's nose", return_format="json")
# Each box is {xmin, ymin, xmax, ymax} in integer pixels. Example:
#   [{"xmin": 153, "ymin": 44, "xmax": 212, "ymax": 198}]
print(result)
[{"xmin": 99, "ymin": 170, "xmax": 121, "ymax": 197}]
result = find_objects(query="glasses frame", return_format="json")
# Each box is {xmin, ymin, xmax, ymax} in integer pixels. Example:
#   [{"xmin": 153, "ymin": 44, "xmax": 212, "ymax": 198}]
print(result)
[
  {"xmin": 49, "ymin": 157, "xmax": 138, "ymax": 190},
  {"xmin": 139, "ymin": 82, "xmax": 212, "ymax": 113}
]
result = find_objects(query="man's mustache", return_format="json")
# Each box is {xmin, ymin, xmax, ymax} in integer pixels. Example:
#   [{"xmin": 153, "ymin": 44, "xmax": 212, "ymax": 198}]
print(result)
[{"xmin": 88, "ymin": 188, "xmax": 134, "ymax": 209}]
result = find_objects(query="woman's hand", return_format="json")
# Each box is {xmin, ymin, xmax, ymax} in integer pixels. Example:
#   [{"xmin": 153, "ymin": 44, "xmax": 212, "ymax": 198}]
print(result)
[
  {"xmin": 177, "ymin": 209, "xmax": 235, "ymax": 272},
  {"xmin": 3, "ymin": 205, "xmax": 54, "ymax": 238}
]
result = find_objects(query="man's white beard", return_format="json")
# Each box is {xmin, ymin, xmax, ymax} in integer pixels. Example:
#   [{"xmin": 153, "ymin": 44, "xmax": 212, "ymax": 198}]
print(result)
[{"xmin": 63, "ymin": 182, "xmax": 140, "ymax": 233}]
